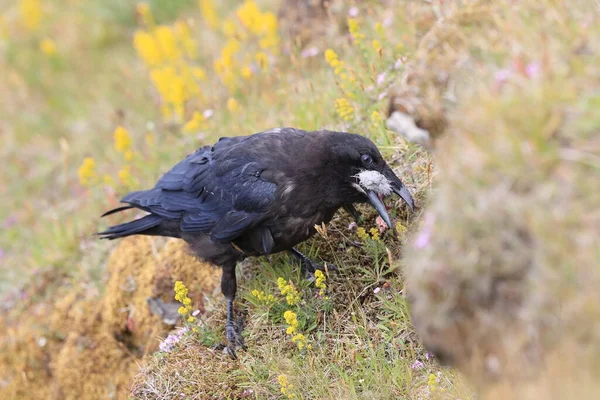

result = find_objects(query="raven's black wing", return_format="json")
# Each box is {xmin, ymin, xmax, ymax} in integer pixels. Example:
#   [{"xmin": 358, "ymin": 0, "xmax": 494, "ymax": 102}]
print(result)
[{"xmin": 118, "ymin": 135, "xmax": 278, "ymax": 247}]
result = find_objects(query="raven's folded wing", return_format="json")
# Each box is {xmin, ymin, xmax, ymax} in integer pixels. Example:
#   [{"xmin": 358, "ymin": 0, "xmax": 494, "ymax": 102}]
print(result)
[{"xmin": 119, "ymin": 140, "xmax": 278, "ymax": 245}]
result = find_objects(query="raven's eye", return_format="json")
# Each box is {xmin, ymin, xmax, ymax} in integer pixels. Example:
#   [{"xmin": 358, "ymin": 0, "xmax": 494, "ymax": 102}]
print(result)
[{"xmin": 361, "ymin": 154, "xmax": 373, "ymax": 165}]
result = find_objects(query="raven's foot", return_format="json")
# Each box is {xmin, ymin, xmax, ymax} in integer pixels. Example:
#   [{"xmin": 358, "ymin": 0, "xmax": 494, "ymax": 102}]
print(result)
[
  {"xmin": 301, "ymin": 258, "xmax": 338, "ymax": 281},
  {"xmin": 214, "ymin": 317, "xmax": 247, "ymax": 359}
]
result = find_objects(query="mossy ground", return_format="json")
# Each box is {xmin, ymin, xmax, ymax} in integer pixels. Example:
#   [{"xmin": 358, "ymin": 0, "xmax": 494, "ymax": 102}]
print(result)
[{"xmin": 1, "ymin": 0, "xmax": 598, "ymax": 399}]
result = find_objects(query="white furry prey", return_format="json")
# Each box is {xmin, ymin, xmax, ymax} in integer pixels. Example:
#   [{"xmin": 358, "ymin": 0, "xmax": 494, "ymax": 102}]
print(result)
[{"xmin": 353, "ymin": 170, "xmax": 392, "ymax": 195}]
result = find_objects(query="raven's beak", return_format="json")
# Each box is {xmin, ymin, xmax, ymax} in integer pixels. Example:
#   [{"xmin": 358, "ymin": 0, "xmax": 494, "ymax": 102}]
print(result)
[
  {"xmin": 366, "ymin": 190, "xmax": 393, "ymax": 229},
  {"xmin": 384, "ymin": 166, "xmax": 414, "ymax": 211}
]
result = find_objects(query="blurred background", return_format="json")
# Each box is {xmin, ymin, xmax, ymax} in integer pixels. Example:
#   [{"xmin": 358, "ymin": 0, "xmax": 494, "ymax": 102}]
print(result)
[{"xmin": 1, "ymin": 1, "xmax": 598, "ymax": 399}]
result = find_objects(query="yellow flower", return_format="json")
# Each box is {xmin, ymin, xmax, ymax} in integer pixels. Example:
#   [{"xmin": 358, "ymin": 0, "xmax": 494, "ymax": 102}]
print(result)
[
  {"xmin": 283, "ymin": 310, "xmax": 298, "ymax": 326},
  {"xmin": 324, "ymin": 49, "xmax": 338, "ymax": 65},
  {"xmin": 314, "ymin": 270, "xmax": 327, "ymax": 297},
  {"xmin": 155, "ymin": 25, "xmax": 180, "ymax": 62},
  {"xmin": 78, "ymin": 157, "xmax": 96, "ymax": 186},
  {"xmin": 191, "ymin": 67, "xmax": 207, "ymax": 81},
  {"xmin": 372, "ymin": 39, "xmax": 382, "ymax": 52},
  {"xmin": 278, "ymin": 375, "xmax": 297, "ymax": 399},
  {"xmin": 183, "ymin": 112, "xmax": 207, "ymax": 133},
  {"xmin": 39, "ymin": 39, "xmax": 57, "ymax": 56},
  {"xmin": 124, "ymin": 150, "xmax": 134, "ymax": 161},
  {"xmin": 251, "ymin": 289, "xmax": 276, "ymax": 306},
  {"xmin": 335, "ymin": 98, "xmax": 354, "ymax": 121},
  {"xmin": 174, "ymin": 281, "xmax": 194, "ymax": 319},
  {"xmin": 241, "ymin": 66, "xmax": 253, "ymax": 79},
  {"xmin": 134, "ymin": 30, "xmax": 162, "ymax": 66},
  {"xmin": 20, "ymin": 0, "xmax": 41, "ymax": 31},
  {"xmin": 347, "ymin": 17, "xmax": 365, "ymax": 41},
  {"xmin": 118, "ymin": 165, "xmax": 133, "ymax": 185},
  {"xmin": 136, "ymin": 2, "xmax": 154, "ymax": 26},
  {"xmin": 113, "ymin": 126, "xmax": 132, "ymax": 153},
  {"xmin": 174, "ymin": 21, "xmax": 198, "ymax": 60},
  {"xmin": 370, "ymin": 227, "xmax": 380, "ymax": 240},
  {"xmin": 375, "ymin": 22, "xmax": 384, "ymax": 37},
  {"xmin": 371, "ymin": 110, "xmax": 382, "ymax": 126},
  {"xmin": 278, "ymin": 278, "xmax": 300, "ymax": 305},
  {"xmin": 199, "ymin": 0, "xmax": 219, "ymax": 29},
  {"xmin": 226, "ymin": 98, "xmax": 239, "ymax": 112},
  {"xmin": 222, "ymin": 19, "xmax": 237, "ymax": 37},
  {"xmin": 356, "ymin": 227, "xmax": 368, "ymax": 240},
  {"xmin": 103, "ymin": 174, "xmax": 114, "ymax": 186}
]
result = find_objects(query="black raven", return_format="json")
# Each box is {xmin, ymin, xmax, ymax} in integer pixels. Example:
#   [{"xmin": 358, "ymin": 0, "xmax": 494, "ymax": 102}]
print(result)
[{"xmin": 99, "ymin": 127, "xmax": 414, "ymax": 357}]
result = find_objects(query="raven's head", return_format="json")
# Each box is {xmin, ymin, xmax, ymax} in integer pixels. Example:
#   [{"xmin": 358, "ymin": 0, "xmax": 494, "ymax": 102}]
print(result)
[{"xmin": 326, "ymin": 131, "xmax": 414, "ymax": 228}]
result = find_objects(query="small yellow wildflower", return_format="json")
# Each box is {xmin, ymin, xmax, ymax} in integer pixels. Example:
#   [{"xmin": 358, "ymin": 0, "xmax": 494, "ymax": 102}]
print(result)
[
  {"xmin": 118, "ymin": 165, "xmax": 133, "ymax": 186},
  {"xmin": 334, "ymin": 98, "xmax": 354, "ymax": 121},
  {"xmin": 78, "ymin": 157, "xmax": 96, "ymax": 186},
  {"xmin": 174, "ymin": 21, "xmax": 198, "ymax": 60},
  {"xmin": 369, "ymin": 227, "xmax": 380, "ymax": 241},
  {"xmin": 136, "ymin": 2, "xmax": 154, "ymax": 26},
  {"xmin": 183, "ymin": 111, "xmax": 207, "ymax": 133},
  {"xmin": 314, "ymin": 270, "xmax": 327, "ymax": 297},
  {"xmin": 199, "ymin": 0, "xmax": 219, "ymax": 29},
  {"xmin": 222, "ymin": 19, "xmax": 237, "ymax": 37},
  {"xmin": 103, "ymin": 174, "xmax": 114, "ymax": 186},
  {"xmin": 356, "ymin": 227, "xmax": 368, "ymax": 240},
  {"xmin": 372, "ymin": 39, "xmax": 382, "ymax": 52},
  {"xmin": 278, "ymin": 375, "xmax": 297, "ymax": 399},
  {"xmin": 134, "ymin": 30, "xmax": 162, "ymax": 66},
  {"xmin": 240, "ymin": 66, "xmax": 253, "ymax": 79},
  {"xmin": 375, "ymin": 22, "xmax": 385, "ymax": 37},
  {"xmin": 155, "ymin": 25, "xmax": 180, "ymax": 62},
  {"xmin": 395, "ymin": 221, "xmax": 407, "ymax": 238},
  {"xmin": 428, "ymin": 373, "xmax": 439, "ymax": 393},
  {"xmin": 278, "ymin": 278, "xmax": 300, "ymax": 306},
  {"xmin": 191, "ymin": 66, "xmax": 207, "ymax": 81},
  {"xmin": 113, "ymin": 126, "xmax": 132, "ymax": 153},
  {"xmin": 347, "ymin": 18, "xmax": 365, "ymax": 42},
  {"xmin": 174, "ymin": 281, "xmax": 195, "ymax": 321},
  {"xmin": 39, "ymin": 39, "xmax": 57, "ymax": 56},
  {"xmin": 124, "ymin": 150, "xmax": 134, "ymax": 162},
  {"xmin": 226, "ymin": 97, "xmax": 239, "ymax": 112},
  {"xmin": 371, "ymin": 110, "xmax": 382, "ymax": 126},
  {"xmin": 20, "ymin": 0, "xmax": 41, "ymax": 31},
  {"xmin": 251, "ymin": 289, "xmax": 276, "ymax": 306},
  {"xmin": 291, "ymin": 333, "xmax": 308, "ymax": 350}
]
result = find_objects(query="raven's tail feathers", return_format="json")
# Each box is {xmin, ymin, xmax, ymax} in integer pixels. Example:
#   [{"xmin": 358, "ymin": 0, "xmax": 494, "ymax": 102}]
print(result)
[
  {"xmin": 100, "ymin": 205, "xmax": 134, "ymax": 218},
  {"xmin": 97, "ymin": 214, "xmax": 162, "ymax": 240}
]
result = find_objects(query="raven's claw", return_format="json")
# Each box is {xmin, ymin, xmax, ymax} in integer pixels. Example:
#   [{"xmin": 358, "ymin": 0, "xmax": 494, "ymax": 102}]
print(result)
[{"xmin": 215, "ymin": 317, "xmax": 246, "ymax": 360}]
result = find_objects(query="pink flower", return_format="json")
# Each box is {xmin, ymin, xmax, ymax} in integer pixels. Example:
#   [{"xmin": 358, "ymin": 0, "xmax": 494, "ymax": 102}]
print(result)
[
  {"xmin": 411, "ymin": 360, "xmax": 424, "ymax": 370},
  {"xmin": 348, "ymin": 221, "xmax": 358, "ymax": 231},
  {"xmin": 348, "ymin": 7, "xmax": 359, "ymax": 17},
  {"xmin": 301, "ymin": 47, "xmax": 319, "ymax": 58},
  {"xmin": 414, "ymin": 213, "xmax": 435, "ymax": 249},
  {"xmin": 373, "ymin": 287, "xmax": 381, "ymax": 294}
]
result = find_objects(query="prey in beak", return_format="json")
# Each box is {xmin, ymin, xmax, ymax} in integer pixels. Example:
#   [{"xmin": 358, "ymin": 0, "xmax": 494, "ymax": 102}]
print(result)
[{"xmin": 353, "ymin": 168, "xmax": 414, "ymax": 229}]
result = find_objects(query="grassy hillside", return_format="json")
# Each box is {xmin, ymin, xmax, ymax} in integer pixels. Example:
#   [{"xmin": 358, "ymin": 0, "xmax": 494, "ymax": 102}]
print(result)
[{"xmin": 1, "ymin": 0, "xmax": 598, "ymax": 399}]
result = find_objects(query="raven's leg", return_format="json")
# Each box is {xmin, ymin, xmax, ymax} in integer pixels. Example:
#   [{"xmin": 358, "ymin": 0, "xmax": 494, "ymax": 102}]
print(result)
[
  {"xmin": 289, "ymin": 247, "xmax": 337, "ymax": 279},
  {"xmin": 220, "ymin": 263, "xmax": 246, "ymax": 359}
]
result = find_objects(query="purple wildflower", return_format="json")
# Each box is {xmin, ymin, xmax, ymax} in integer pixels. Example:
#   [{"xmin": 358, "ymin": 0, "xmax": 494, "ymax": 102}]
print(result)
[
  {"xmin": 411, "ymin": 360, "xmax": 424, "ymax": 370},
  {"xmin": 159, "ymin": 327, "xmax": 189, "ymax": 352}
]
